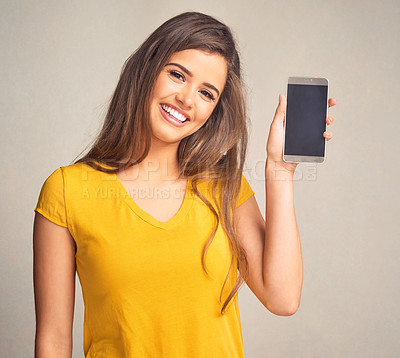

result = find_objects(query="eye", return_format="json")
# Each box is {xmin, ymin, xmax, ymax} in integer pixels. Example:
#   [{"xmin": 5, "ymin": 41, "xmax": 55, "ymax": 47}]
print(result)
[
  {"xmin": 200, "ymin": 90, "xmax": 215, "ymax": 101},
  {"xmin": 168, "ymin": 70, "xmax": 185, "ymax": 81}
]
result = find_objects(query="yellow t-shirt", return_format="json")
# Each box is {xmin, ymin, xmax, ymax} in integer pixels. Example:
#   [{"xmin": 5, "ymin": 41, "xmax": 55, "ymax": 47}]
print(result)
[{"xmin": 34, "ymin": 162, "xmax": 255, "ymax": 358}]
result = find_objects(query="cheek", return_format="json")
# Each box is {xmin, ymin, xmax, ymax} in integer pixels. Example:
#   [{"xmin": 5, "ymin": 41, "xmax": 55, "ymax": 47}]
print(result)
[
  {"xmin": 198, "ymin": 102, "xmax": 216, "ymax": 123},
  {"xmin": 152, "ymin": 76, "xmax": 176, "ymax": 100}
]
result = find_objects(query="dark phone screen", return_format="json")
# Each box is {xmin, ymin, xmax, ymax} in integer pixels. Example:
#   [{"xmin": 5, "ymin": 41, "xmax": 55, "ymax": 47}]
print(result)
[{"xmin": 284, "ymin": 84, "xmax": 328, "ymax": 157}]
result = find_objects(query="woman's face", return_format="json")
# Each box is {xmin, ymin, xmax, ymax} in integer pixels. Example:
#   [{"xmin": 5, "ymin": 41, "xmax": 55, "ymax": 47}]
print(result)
[{"xmin": 149, "ymin": 49, "xmax": 228, "ymax": 145}]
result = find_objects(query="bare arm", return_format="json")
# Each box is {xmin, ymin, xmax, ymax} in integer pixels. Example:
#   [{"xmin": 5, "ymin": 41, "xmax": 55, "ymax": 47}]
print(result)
[
  {"xmin": 262, "ymin": 159, "xmax": 303, "ymax": 315},
  {"xmin": 33, "ymin": 212, "xmax": 76, "ymax": 357},
  {"xmin": 233, "ymin": 187, "xmax": 302, "ymax": 316}
]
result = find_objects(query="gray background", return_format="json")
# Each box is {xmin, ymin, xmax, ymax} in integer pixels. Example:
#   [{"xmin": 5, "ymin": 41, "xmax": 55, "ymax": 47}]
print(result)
[{"xmin": 1, "ymin": 0, "xmax": 399, "ymax": 357}]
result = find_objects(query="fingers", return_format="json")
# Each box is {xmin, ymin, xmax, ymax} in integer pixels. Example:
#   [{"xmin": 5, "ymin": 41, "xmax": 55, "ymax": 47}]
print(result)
[
  {"xmin": 323, "ymin": 131, "xmax": 333, "ymax": 141},
  {"xmin": 326, "ymin": 98, "xmax": 335, "ymax": 140},
  {"xmin": 325, "ymin": 113, "xmax": 334, "ymax": 140},
  {"xmin": 328, "ymin": 98, "xmax": 337, "ymax": 108}
]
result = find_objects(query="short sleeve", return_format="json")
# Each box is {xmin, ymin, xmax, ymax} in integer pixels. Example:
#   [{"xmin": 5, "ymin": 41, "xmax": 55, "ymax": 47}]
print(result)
[
  {"xmin": 235, "ymin": 174, "xmax": 255, "ymax": 208},
  {"xmin": 34, "ymin": 167, "xmax": 68, "ymax": 227}
]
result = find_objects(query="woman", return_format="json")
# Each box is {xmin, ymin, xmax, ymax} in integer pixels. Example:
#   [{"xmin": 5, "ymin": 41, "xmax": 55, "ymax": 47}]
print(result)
[{"xmin": 33, "ymin": 11, "xmax": 335, "ymax": 358}]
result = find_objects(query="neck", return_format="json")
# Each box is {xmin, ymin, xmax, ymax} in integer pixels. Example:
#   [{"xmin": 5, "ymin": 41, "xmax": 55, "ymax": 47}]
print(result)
[{"xmin": 125, "ymin": 138, "xmax": 183, "ymax": 184}]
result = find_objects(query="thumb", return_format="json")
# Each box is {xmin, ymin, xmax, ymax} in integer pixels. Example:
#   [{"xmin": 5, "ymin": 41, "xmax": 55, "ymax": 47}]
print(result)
[{"xmin": 272, "ymin": 94, "xmax": 286, "ymax": 125}]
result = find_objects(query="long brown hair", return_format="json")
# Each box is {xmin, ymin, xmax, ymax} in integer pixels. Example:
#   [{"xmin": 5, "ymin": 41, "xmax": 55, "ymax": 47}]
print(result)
[{"xmin": 73, "ymin": 11, "xmax": 250, "ymax": 315}]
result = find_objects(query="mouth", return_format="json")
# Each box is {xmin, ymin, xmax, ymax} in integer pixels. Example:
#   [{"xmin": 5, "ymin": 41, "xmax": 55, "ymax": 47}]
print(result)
[{"xmin": 160, "ymin": 103, "xmax": 190, "ymax": 123}]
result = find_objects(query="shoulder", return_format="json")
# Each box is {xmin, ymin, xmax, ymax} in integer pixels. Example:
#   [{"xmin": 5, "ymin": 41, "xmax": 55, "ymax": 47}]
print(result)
[
  {"xmin": 236, "ymin": 173, "xmax": 254, "ymax": 207},
  {"xmin": 57, "ymin": 161, "xmax": 116, "ymax": 184},
  {"xmin": 59, "ymin": 161, "xmax": 95, "ymax": 176},
  {"xmin": 38, "ymin": 162, "xmax": 107, "ymax": 197},
  {"xmin": 40, "ymin": 162, "xmax": 92, "ymax": 179}
]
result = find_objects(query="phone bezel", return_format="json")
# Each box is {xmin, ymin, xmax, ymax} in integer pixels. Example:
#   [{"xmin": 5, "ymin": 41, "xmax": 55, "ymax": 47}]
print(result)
[{"xmin": 283, "ymin": 76, "xmax": 329, "ymax": 164}]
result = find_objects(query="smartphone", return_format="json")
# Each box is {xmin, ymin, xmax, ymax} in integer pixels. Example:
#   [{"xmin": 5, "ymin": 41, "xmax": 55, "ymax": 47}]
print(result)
[{"xmin": 283, "ymin": 77, "xmax": 329, "ymax": 163}]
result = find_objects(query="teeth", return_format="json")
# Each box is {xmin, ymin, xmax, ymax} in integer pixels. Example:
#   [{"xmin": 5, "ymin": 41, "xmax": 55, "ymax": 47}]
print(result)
[{"xmin": 161, "ymin": 104, "xmax": 187, "ymax": 122}]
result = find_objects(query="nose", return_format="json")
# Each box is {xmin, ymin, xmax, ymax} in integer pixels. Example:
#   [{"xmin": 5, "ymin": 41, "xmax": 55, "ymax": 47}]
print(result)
[{"xmin": 175, "ymin": 86, "xmax": 194, "ymax": 109}]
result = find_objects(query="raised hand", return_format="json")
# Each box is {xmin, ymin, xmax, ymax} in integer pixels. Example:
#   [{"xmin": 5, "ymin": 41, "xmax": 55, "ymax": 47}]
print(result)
[{"xmin": 266, "ymin": 94, "xmax": 337, "ymax": 174}]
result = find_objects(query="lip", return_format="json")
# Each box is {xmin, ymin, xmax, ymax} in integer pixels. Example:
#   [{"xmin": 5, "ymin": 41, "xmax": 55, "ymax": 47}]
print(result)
[
  {"xmin": 161, "ymin": 103, "xmax": 191, "ymax": 121},
  {"xmin": 159, "ymin": 103, "xmax": 191, "ymax": 127}
]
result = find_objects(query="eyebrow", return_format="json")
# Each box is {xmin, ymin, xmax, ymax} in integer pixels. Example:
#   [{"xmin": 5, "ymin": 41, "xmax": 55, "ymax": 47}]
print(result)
[{"xmin": 165, "ymin": 62, "xmax": 221, "ymax": 97}]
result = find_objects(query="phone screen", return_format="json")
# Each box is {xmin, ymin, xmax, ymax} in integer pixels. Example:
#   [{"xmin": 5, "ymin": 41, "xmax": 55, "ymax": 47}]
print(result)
[{"xmin": 284, "ymin": 83, "xmax": 328, "ymax": 157}]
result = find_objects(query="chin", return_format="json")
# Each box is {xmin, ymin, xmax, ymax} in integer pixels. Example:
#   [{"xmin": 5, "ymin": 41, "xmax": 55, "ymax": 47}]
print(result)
[
  {"xmin": 149, "ymin": 124, "xmax": 186, "ymax": 145},
  {"xmin": 149, "ymin": 111, "xmax": 191, "ymax": 144}
]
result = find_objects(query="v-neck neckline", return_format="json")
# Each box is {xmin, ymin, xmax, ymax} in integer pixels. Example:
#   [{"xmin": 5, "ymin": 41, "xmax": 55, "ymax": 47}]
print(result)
[{"xmin": 112, "ymin": 168, "xmax": 193, "ymax": 230}]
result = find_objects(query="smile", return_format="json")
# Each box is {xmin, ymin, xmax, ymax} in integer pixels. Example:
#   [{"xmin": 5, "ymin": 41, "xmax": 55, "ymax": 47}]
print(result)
[{"xmin": 160, "ymin": 104, "xmax": 190, "ymax": 123}]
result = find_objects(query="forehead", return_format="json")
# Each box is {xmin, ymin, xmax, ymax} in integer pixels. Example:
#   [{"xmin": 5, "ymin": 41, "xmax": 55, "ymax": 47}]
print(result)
[{"xmin": 167, "ymin": 49, "xmax": 228, "ymax": 91}]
